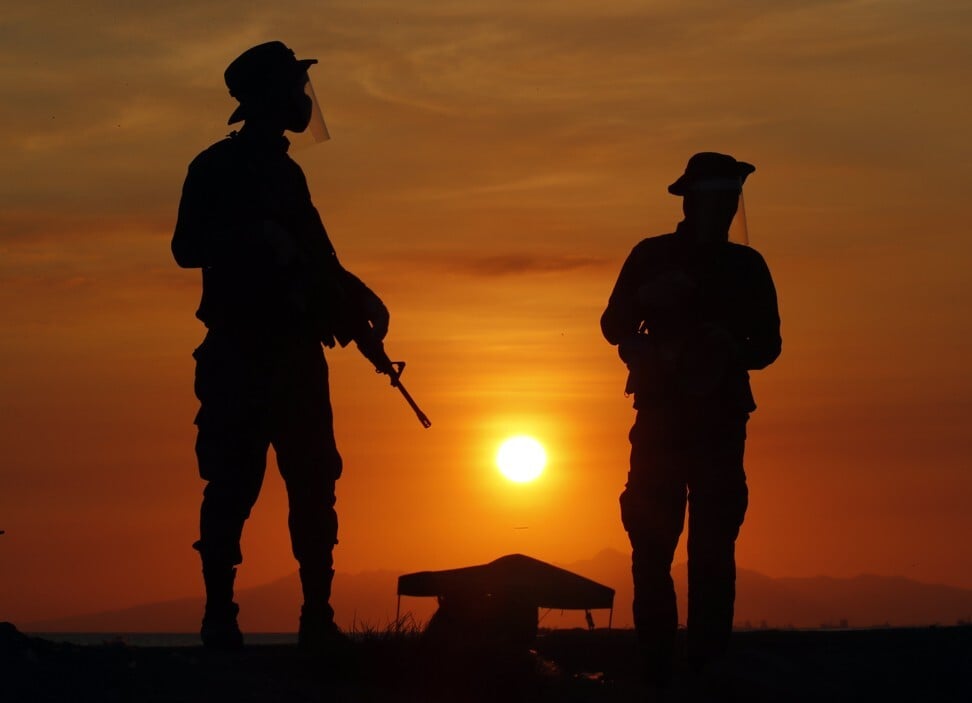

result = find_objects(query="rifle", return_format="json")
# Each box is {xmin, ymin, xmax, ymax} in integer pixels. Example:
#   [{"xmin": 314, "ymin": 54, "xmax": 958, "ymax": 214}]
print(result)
[
  {"xmin": 356, "ymin": 338, "xmax": 432, "ymax": 429},
  {"xmin": 291, "ymin": 220, "xmax": 432, "ymax": 428},
  {"xmin": 326, "ymin": 275, "xmax": 431, "ymax": 429}
]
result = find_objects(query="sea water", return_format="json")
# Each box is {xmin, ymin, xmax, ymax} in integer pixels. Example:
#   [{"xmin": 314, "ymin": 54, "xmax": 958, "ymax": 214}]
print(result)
[{"xmin": 27, "ymin": 632, "xmax": 298, "ymax": 647}]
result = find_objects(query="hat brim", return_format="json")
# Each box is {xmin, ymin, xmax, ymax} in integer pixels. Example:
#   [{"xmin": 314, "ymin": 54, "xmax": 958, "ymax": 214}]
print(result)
[
  {"xmin": 668, "ymin": 161, "xmax": 755, "ymax": 196},
  {"xmin": 667, "ymin": 177, "xmax": 692, "ymax": 196}
]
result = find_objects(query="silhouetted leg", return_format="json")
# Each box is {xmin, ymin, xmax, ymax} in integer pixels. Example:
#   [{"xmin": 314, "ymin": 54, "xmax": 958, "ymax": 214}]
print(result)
[
  {"xmin": 625, "ymin": 523, "xmax": 685, "ymax": 685},
  {"xmin": 196, "ymin": 446, "xmax": 269, "ymax": 569},
  {"xmin": 278, "ymin": 458, "xmax": 339, "ymax": 600},
  {"xmin": 193, "ymin": 420, "xmax": 269, "ymax": 649},
  {"xmin": 192, "ymin": 334, "xmax": 272, "ymax": 569},
  {"xmin": 686, "ymin": 417, "xmax": 748, "ymax": 671},
  {"xmin": 194, "ymin": 396, "xmax": 271, "ymax": 562},
  {"xmin": 192, "ymin": 334, "xmax": 273, "ymax": 648},
  {"xmin": 271, "ymin": 343, "xmax": 344, "ymax": 647},
  {"xmin": 622, "ymin": 413, "xmax": 688, "ymax": 686}
]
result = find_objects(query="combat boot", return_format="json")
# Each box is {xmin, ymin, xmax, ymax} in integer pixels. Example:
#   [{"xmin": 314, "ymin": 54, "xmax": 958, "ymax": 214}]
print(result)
[
  {"xmin": 297, "ymin": 565, "xmax": 350, "ymax": 653},
  {"xmin": 201, "ymin": 565, "xmax": 243, "ymax": 650}
]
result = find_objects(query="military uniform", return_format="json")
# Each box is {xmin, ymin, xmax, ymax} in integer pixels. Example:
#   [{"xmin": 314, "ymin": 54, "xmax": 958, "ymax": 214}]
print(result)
[
  {"xmin": 601, "ymin": 164, "xmax": 781, "ymax": 680},
  {"xmin": 173, "ymin": 125, "xmax": 379, "ymax": 644}
]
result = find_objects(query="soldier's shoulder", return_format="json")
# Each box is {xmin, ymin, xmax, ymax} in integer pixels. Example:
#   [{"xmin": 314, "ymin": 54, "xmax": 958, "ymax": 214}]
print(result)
[
  {"xmin": 725, "ymin": 242, "xmax": 773, "ymax": 272},
  {"xmin": 629, "ymin": 232, "xmax": 678, "ymax": 255},
  {"xmin": 726, "ymin": 241, "xmax": 767, "ymax": 260},
  {"xmin": 188, "ymin": 135, "xmax": 242, "ymax": 171}
]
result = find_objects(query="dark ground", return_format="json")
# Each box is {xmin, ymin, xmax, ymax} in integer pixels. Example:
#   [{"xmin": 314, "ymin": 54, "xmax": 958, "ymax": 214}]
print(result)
[{"xmin": 2, "ymin": 622, "xmax": 970, "ymax": 702}]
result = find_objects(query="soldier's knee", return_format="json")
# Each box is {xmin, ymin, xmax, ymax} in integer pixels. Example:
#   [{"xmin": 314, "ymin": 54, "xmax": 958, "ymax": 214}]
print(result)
[
  {"xmin": 202, "ymin": 478, "xmax": 262, "ymax": 520},
  {"xmin": 278, "ymin": 441, "xmax": 343, "ymax": 484},
  {"xmin": 691, "ymin": 476, "xmax": 747, "ymax": 530},
  {"xmin": 193, "ymin": 539, "xmax": 243, "ymax": 567},
  {"xmin": 620, "ymin": 485, "xmax": 685, "ymax": 540}
]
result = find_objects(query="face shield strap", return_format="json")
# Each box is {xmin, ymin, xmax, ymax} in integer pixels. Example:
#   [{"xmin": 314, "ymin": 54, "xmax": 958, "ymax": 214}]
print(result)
[{"xmin": 289, "ymin": 76, "xmax": 330, "ymax": 150}]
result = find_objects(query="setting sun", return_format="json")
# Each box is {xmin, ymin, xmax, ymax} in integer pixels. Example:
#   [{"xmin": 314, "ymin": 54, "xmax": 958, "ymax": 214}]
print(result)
[{"xmin": 496, "ymin": 436, "xmax": 547, "ymax": 483}]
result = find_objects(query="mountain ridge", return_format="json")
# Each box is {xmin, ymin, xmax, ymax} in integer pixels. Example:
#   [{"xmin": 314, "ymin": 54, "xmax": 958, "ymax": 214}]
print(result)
[{"xmin": 22, "ymin": 548, "xmax": 972, "ymax": 632}]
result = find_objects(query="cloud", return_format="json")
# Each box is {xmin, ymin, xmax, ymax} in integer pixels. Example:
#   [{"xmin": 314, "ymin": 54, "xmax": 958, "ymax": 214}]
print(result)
[
  {"xmin": 397, "ymin": 251, "xmax": 608, "ymax": 277},
  {"xmin": 2, "ymin": 0, "xmax": 971, "ymax": 269}
]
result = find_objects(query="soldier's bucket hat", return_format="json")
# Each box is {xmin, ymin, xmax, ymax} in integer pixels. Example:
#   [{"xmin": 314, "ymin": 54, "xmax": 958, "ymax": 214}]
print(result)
[
  {"xmin": 668, "ymin": 152, "xmax": 755, "ymax": 196},
  {"xmin": 225, "ymin": 41, "xmax": 318, "ymax": 125}
]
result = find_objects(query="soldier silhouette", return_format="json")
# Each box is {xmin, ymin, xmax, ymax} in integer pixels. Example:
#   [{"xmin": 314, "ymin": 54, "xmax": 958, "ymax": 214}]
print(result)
[
  {"xmin": 601, "ymin": 153, "xmax": 781, "ymax": 686},
  {"xmin": 172, "ymin": 41, "xmax": 395, "ymax": 650}
]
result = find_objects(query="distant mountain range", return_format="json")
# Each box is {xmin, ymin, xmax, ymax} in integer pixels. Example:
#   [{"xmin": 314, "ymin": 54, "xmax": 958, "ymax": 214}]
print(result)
[{"xmin": 22, "ymin": 549, "xmax": 972, "ymax": 633}]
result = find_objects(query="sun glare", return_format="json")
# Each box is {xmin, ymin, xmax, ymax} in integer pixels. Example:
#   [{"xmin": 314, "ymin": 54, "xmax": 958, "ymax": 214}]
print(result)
[{"xmin": 496, "ymin": 436, "xmax": 546, "ymax": 483}]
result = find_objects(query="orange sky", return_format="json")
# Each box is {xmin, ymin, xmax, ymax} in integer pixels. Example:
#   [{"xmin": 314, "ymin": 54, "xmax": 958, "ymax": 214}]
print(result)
[{"xmin": 2, "ymin": 1, "xmax": 971, "ymax": 624}]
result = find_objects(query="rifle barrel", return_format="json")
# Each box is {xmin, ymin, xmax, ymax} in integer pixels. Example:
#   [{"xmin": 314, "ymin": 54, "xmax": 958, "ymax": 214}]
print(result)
[{"xmin": 396, "ymin": 380, "xmax": 432, "ymax": 428}]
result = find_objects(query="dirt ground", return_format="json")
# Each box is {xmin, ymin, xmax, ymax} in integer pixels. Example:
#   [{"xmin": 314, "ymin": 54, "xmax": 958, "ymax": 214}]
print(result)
[{"xmin": 2, "ymin": 622, "xmax": 970, "ymax": 702}]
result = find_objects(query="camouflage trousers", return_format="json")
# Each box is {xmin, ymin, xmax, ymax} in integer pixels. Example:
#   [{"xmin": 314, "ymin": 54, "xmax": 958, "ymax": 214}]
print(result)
[
  {"xmin": 191, "ymin": 331, "xmax": 343, "ymax": 572},
  {"xmin": 620, "ymin": 406, "xmax": 749, "ymax": 674}
]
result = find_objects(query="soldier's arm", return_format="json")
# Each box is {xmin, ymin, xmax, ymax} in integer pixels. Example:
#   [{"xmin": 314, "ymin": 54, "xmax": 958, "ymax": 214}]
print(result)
[
  {"xmin": 171, "ymin": 150, "xmax": 260, "ymax": 269},
  {"xmin": 600, "ymin": 242, "xmax": 646, "ymax": 346},
  {"xmin": 341, "ymin": 271, "xmax": 389, "ymax": 340},
  {"xmin": 295, "ymin": 191, "xmax": 391, "ymax": 350},
  {"xmin": 738, "ymin": 249, "xmax": 781, "ymax": 370}
]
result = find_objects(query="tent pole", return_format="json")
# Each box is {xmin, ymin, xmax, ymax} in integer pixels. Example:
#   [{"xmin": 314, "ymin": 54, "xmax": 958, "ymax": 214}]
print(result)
[
  {"xmin": 396, "ymin": 595, "xmax": 401, "ymax": 632},
  {"xmin": 608, "ymin": 606, "xmax": 613, "ymax": 630}
]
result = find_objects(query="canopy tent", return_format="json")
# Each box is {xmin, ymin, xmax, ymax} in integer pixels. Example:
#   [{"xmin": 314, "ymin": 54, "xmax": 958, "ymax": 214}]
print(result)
[{"xmin": 397, "ymin": 553, "xmax": 615, "ymax": 629}]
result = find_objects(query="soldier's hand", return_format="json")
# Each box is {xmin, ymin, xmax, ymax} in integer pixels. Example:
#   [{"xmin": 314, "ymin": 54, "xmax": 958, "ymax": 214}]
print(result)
[
  {"xmin": 361, "ymin": 288, "xmax": 390, "ymax": 341},
  {"xmin": 356, "ymin": 335, "xmax": 395, "ymax": 378}
]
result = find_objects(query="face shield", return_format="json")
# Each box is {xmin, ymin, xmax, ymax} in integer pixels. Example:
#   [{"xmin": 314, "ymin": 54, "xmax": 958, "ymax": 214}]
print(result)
[{"xmin": 288, "ymin": 76, "xmax": 330, "ymax": 150}]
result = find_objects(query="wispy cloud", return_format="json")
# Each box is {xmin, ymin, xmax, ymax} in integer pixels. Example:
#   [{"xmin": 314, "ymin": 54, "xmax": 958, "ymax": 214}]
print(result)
[{"xmin": 394, "ymin": 251, "xmax": 608, "ymax": 277}]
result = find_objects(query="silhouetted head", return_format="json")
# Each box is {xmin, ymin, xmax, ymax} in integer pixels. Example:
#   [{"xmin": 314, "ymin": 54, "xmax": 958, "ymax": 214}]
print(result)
[
  {"xmin": 670, "ymin": 152, "xmax": 755, "ymax": 242},
  {"xmin": 225, "ymin": 41, "xmax": 318, "ymax": 133}
]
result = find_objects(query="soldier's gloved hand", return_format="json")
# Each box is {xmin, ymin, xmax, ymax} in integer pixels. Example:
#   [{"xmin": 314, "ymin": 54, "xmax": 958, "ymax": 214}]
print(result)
[
  {"xmin": 361, "ymin": 288, "xmax": 390, "ymax": 342},
  {"xmin": 356, "ymin": 335, "xmax": 395, "ymax": 378},
  {"xmin": 262, "ymin": 220, "xmax": 298, "ymax": 266}
]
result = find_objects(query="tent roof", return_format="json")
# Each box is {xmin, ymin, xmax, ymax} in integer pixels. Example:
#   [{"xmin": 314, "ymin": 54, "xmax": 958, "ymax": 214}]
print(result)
[{"xmin": 397, "ymin": 553, "xmax": 615, "ymax": 611}]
